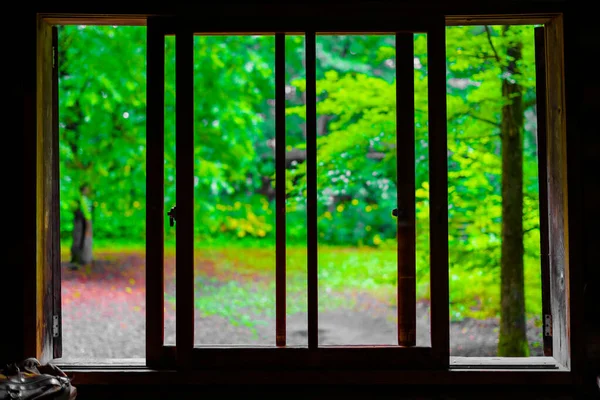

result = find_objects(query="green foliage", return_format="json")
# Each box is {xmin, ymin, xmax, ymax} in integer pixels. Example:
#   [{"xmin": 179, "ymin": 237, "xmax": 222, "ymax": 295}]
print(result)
[
  {"xmin": 59, "ymin": 25, "xmax": 147, "ymax": 240},
  {"xmin": 59, "ymin": 26, "xmax": 543, "ymax": 323}
]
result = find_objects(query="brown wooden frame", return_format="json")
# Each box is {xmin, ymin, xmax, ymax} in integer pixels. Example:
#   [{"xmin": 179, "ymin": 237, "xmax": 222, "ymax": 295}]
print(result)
[
  {"xmin": 305, "ymin": 29, "xmax": 318, "ymax": 351},
  {"xmin": 275, "ymin": 32, "xmax": 287, "ymax": 347},
  {"xmin": 444, "ymin": 14, "xmax": 572, "ymax": 371},
  {"xmin": 146, "ymin": 17, "xmax": 170, "ymax": 368},
  {"xmin": 51, "ymin": 25, "xmax": 62, "ymax": 360},
  {"xmin": 542, "ymin": 16, "xmax": 571, "ymax": 371},
  {"xmin": 33, "ymin": 8, "xmax": 577, "ymax": 383},
  {"xmin": 31, "ymin": 16, "xmax": 60, "ymax": 364},
  {"xmin": 396, "ymin": 32, "xmax": 417, "ymax": 347},
  {"xmin": 144, "ymin": 14, "xmax": 449, "ymax": 370},
  {"xmin": 535, "ymin": 26, "xmax": 552, "ymax": 357}
]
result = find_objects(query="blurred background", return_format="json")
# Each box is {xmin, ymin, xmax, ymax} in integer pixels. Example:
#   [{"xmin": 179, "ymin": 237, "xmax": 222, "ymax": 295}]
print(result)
[{"xmin": 58, "ymin": 25, "xmax": 543, "ymax": 359}]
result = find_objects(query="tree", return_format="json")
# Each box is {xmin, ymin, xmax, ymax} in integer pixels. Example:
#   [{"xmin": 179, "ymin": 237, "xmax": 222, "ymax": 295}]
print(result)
[
  {"xmin": 70, "ymin": 184, "xmax": 93, "ymax": 266},
  {"xmin": 497, "ymin": 26, "xmax": 528, "ymax": 356},
  {"xmin": 446, "ymin": 25, "xmax": 534, "ymax": 356},
  {"xmin": 431, "ymin": 25, "xmax": 538, "ymax": 355},
  {"xmin": 58, "ymin": 25, "xmax": 147, "ymax": 252}
]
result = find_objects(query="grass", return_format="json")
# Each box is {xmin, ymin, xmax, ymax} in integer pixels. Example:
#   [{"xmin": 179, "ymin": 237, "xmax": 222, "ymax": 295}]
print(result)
[{"xmin": 62, "ymin": 239, "xmax": 542, "ymax": 327}]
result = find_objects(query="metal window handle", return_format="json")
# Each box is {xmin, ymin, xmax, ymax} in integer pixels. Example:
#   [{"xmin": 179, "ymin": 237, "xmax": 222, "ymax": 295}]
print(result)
[
  {"xmin": 168, "ymin": 206, "xmax": 176, "ymax": 227},
  {"xmin": 392, "ymin": 208, "xmax": 407, "ymax": 219}
]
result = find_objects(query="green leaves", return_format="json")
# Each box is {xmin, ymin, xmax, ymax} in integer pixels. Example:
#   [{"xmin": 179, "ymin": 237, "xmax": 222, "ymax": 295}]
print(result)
[
  {"xmin": 59, "ymin": 27, "xmax": 542, "ymax": 323},
  {"xmin": 58, "ymin": 26, "xmax": 147, "ymax": 240}
]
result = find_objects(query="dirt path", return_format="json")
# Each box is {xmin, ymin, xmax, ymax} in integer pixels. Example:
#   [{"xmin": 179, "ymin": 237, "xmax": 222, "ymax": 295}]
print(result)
[{"xmin": 60, "ymin": 255, "xmax": 542, "ymax": 360}]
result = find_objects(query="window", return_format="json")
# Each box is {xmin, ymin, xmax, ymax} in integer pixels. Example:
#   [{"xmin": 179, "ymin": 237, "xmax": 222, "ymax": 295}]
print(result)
[
  {"xmin": 142, "ymin": 17, "xmax": 448, "ymax": 369},
  {"xmin": 33, "ymin": 10, "xmax": 573, "ymax": 381},
  {"xmin": 57, "ymin": 25, "xmax": 148, "ymax": 361}
]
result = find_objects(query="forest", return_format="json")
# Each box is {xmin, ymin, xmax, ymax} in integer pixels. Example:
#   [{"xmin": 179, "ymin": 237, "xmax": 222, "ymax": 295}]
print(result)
[{"xmin": 58, "ymin": 25, "xmax": 542, "ymax": 357}]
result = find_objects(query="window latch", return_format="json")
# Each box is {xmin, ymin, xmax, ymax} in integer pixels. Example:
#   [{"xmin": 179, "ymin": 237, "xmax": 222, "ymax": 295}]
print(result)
[
  {"xmin": 544, "ymin": 314, "xmax": 552, "ymax": 337},
  {"xmin": 167, "ymin": 206, "xmax": 176, "ymax": 227},
  {"xmin": 53, "ymin": 315, "xmax": 59, "ymax": 338},
  {"xmin": 392, "ymin": 208, "xmax": 408, "ymax": 220}
]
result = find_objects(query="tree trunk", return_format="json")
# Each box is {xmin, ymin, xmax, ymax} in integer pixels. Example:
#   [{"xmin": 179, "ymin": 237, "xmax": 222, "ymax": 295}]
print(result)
[
  {"xmin": 498, "ymin": 28, "xmax": 528, "ymax": 356},
  {"xmin": 70, "ymin": 193, "xmax": 93, "ymax": 267}
]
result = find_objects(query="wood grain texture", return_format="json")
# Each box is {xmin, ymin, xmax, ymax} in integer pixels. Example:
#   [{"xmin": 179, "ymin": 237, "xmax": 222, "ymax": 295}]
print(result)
[
  {"xmin": 544, "ymin": 16, "xmax": 570, "ymax": 369},
  {"xmin": 36, "ymin": 17, "xmax": 55, "ymax": 364},
  {"xmin": 534, "ymin": 26, "xmax": 552, "ymax": 358}
]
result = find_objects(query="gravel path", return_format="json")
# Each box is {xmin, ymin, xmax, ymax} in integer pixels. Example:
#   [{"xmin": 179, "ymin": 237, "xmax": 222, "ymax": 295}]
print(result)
[{"xmin": 60, "ymin": 256, "xmax": 542, "ymax": 360}]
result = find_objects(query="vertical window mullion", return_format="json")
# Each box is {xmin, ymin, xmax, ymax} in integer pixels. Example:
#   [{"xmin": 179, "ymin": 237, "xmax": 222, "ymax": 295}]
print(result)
[
  {"xmin": 395, "ymin": 33, "xmax": 417, "ymax": 347},
  {"xmin": 275, "ymin": 33, "xmax": 287, "ymax": 347},
  {"xmin": 305, "ymin": 31, "xmax": 318, "ymax": 350},
  {"xmin": 427, "ymin": 20, "xmax": 450, "ymax": 365},
  {"xmin": 146, "ymin": 18, "xmax": 165, "ymax": 366},
  {"xmin": 534, "ymin": 26, "xmax": 552, "ymax": 357},
  {"xmin": 176, "ymin": 24, "xmax": 194, "ymax": 368},
  {"xmin": 52, "ymin": 25, "xmax": 63, "ymax": 359}
]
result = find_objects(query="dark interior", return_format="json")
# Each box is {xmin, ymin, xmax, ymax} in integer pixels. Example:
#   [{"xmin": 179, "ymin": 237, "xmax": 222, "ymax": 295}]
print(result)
[{"xmin": 6, "ymin": 0, "xmax": 599, "ymax": 398}]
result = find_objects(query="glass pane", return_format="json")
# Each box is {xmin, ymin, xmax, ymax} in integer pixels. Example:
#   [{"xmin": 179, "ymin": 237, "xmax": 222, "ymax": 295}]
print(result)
[
  {"xmin": 193, "ymin": 35, "xmax": 276, "ymax": 345},
  {"xmin": 164, "ymin": 34, "xmax": 176, "ymax": 345},
  {"xmin": 414, "ymin": 33, "xmax": 431, "ymax": 347},
  {"xmin": 315, "ymin": 35, "xmax": 399, "ymax": 345},
  {"xmin": 285, "ymin": 35, "xmax": 308, "ymax": 346},
  {"xmin": 59, "ymin": 25, "xmax": 147, "ymax": 359},
  {"xmin": 446, "ymin": 25, "xmax": 543, "ymax": 356}
]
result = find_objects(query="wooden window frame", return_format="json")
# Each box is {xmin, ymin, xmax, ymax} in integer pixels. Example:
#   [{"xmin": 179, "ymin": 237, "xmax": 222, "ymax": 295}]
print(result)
[
  {"xmin": 145, "ymin": 14, "xmax": 448, "ymax": 371},
  {"xmin": 32, "ymin": 8, "xmax": 578, "ymax": 385},
  {"xmin": 444, "ymin": 14, "xmax": 572, "ymax": 371}
]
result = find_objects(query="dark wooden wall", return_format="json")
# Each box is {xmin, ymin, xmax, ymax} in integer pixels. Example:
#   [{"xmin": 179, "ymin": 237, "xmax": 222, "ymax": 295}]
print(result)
[{"xmin": 4, "ymin": 0, "xmax": 598, "ymax": 398}]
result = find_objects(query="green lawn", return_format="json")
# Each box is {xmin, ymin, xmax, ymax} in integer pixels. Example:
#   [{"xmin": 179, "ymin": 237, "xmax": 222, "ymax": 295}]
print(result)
[{"xmin": 62, "ymin": 240, "xmax": 542, "ymax": 325}]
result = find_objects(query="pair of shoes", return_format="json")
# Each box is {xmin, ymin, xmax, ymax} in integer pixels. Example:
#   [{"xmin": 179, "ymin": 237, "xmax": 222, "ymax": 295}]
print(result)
[{"xmin": 0, "ymin": 358, "xmax": 77, "ymax": 399}]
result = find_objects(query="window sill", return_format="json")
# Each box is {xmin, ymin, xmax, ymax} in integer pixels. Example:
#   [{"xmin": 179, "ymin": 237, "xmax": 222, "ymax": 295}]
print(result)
[
  {"xmin": 55, "ymin": 356, "xmax": 563, "ymax": 370},
  {"xmin": 449, "ymin": 356, "xmax": 561, "ymax": 369},
  {"xmin": 57, "ymin": 365, "xmax": 573, "ymax": 386}
]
